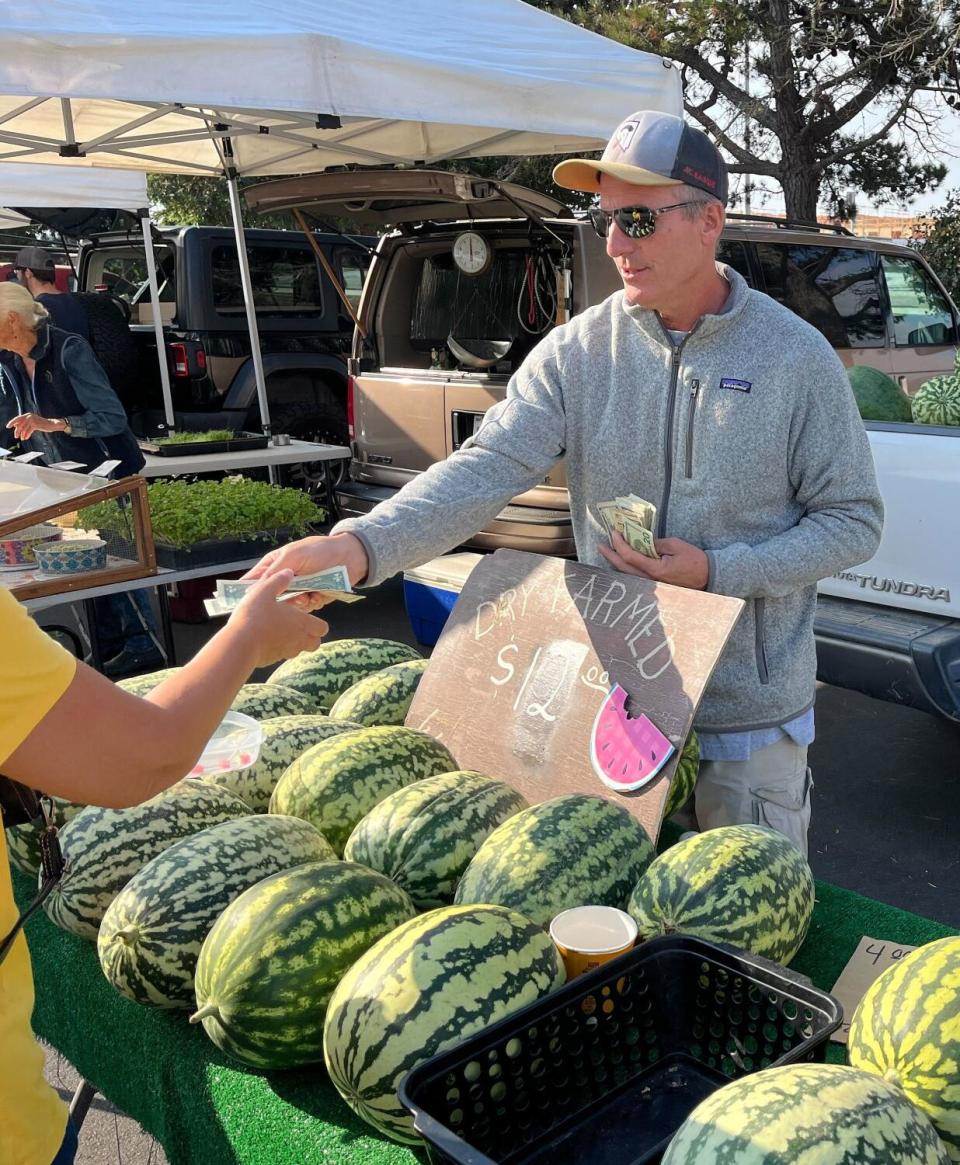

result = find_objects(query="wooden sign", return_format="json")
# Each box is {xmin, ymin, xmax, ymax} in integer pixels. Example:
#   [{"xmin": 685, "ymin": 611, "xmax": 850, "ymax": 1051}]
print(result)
[{"xmin": 406, "ymin": 549, "xmax": 744, "ymax": 842}]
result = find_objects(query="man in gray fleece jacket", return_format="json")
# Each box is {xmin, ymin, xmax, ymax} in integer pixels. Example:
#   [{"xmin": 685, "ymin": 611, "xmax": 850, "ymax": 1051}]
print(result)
[{"xmin": 251, "ymin": 111, "xmax": 883, "ymax": 856}]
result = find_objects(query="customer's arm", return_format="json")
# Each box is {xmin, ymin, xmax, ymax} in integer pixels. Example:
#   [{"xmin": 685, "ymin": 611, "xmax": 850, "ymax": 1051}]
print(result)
[
  {"xmin": 57, "ymin": 336, "xmax": 129, "ymax": 438},
  {"xmin": 2, "ymin": 572, "xmax": 327, "ymax": 807},
  {"xmin": 249, "ymin": 344, "xmax": 569, "ymax": 589}
]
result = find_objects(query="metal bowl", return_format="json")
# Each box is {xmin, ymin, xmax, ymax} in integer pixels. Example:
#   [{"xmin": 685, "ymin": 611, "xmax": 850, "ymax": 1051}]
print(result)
[{"xmin": 446, "ymin": 335, "xmax": 513, "ymax": 369}]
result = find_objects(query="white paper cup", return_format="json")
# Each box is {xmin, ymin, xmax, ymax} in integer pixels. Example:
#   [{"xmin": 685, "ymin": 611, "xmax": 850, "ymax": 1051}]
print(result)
[{"xmin": 549, "ymin": 905, "xmax": 638, "ymax": 979}]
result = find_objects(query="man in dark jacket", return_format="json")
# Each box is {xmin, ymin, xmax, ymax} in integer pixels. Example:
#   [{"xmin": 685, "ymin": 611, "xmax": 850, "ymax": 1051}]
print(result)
[{"xmin": 13, "ymin": 246, "xmax": 90, "ymax": 340}]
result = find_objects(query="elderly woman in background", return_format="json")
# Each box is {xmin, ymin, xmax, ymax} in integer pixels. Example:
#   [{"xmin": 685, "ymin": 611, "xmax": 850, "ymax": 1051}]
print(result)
[
  {"xmin": 0, "ymin": 281, "xmax": 142, "ymax": 477},
  {"xmin": 0, "ymin": 281, "xmax": 161, "ymax": 675}
]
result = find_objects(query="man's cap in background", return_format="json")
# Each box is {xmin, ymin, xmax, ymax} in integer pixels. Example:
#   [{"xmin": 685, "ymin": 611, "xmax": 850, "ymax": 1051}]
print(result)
[
  {"xmin": 14, "ymin": 245, "xmax": 55, "ymax": 271},
  {"xmin": 553, "ymin": 111, "xmax": 728, "ymax": 204}
]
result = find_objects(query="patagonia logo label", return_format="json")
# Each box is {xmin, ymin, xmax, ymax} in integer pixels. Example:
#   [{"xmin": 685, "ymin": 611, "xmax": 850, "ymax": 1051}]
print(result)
[{"xmin": 719, "ymin": 377, "xmax": 752, "ymax": 393}]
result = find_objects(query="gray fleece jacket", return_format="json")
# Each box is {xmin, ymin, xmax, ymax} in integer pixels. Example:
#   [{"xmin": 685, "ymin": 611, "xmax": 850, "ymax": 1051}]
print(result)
[{"xmin": 334, "ymin": 266, "xmax": 883, "ymax": 732}]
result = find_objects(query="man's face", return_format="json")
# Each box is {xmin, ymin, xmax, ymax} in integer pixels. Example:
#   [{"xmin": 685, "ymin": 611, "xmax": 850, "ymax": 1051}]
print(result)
[{"xmin": 598, "ymin": 175, "xmax": 720, "ymax": 312}]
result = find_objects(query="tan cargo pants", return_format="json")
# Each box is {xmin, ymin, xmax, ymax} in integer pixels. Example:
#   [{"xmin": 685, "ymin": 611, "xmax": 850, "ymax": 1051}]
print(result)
[{"xmin": 671, "ymin": 735, "xmax": 813, "ymax": 858}]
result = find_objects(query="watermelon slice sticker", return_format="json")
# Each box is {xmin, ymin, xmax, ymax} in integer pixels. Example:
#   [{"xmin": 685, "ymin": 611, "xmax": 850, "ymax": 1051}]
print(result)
[{"xmin": 590, "ymin": 683, "xmax": 675, "ymax": 793}]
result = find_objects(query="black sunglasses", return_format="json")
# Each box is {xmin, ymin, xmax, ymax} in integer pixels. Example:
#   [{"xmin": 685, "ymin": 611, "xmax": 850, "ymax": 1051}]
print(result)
[{"xmin": 588, "ymin": 200, "xmax": 702, "ymax": 240}]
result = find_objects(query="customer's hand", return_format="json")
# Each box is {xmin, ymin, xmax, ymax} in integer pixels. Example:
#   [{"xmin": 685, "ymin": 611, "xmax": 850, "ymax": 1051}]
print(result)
[
  {"xmin": 227, "ymin": 570, "xmax": 328, "ymax": 668},
  {"xmin": 599, "ymin": 532, "xmax": 709, "ymax": 591},
  {"xmin": 243, "ymin": 532, "xmax": 369, "ymax": 608}
]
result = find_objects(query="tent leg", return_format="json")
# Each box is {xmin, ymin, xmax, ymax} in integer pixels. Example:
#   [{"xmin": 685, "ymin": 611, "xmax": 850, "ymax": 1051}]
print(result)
[
  {"xmin": 140, "ymin": 214, "xmax": 175, "ymax": 431},
  {"xmin": 225, "ymin": 165, "xmax": 277, "ymax": 481}
]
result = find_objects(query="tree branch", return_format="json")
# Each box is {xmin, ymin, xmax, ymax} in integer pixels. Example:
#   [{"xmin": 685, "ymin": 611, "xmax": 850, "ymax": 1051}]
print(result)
[{"xmin": 668, "ymin": 43, "xmax": 779, "ymax": 133}]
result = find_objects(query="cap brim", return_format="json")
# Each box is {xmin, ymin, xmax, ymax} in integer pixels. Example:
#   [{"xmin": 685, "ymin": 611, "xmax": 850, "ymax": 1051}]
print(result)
[{"xmin": 552, "ymin": 159, "xmax": 683, "ymax": 194}]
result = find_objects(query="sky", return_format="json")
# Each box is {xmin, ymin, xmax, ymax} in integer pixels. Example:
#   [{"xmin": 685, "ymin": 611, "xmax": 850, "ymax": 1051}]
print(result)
[{"xmin": 725, "ymin": 88, "xmax": 960, "ymax": 221}]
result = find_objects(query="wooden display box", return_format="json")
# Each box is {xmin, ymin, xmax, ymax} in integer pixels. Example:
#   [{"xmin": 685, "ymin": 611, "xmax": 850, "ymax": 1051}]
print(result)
[{"xmin": 0, "ymin": 464, "xmax": 156, "ymax": 602}]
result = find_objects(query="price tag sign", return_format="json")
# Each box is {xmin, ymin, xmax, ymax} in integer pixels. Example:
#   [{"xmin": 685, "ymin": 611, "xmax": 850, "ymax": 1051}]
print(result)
[
  {"xmin": 829, "ymin": 936, "xmax": 918, "ymax": 1044},
  {"xmin": 406, "ymin": 549, "xmax": 743, "ymax": 842}
]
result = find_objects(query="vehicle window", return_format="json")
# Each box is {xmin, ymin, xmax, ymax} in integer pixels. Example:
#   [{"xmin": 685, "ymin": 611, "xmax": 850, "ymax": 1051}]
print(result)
[
  {"xmin": 335, "ymin": 248, "xmax": 369, "ymax": 311},
  {"xmin": 755, "ymin": 243, "xmax": 885, "ymax": 348},
  {"xmin": 717, "ymin": 239, "xmax": 754, "ymax": 286},
  {"xmin": 211, "ymin": 245, "xmax": 323, "ymax": 316},
  {"xmin": 880, "ymin": 255, "xmax": 956, "ymax": 346},
  {"xmin": 85, "ymin": 247, "xmax": 175, "ymax": 304},
  {"xmin": 410, "ymin": 250, "xmax": 528, "ymax": 348}
]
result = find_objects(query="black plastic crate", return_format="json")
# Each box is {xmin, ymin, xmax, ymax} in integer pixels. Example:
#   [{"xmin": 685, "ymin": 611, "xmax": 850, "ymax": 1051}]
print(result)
[{"xmin": 400, "ymin": 935, "xmax": 842, "ymax": 1165}]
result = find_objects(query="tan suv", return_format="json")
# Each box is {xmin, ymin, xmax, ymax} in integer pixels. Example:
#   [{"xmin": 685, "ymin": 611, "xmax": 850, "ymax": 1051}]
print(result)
[{"xmin": 247, "ymin": 169, "xmax": 959, "ymax": 556}]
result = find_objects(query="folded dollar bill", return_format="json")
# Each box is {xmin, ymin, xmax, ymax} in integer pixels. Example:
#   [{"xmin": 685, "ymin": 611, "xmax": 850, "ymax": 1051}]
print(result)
[
  {"xmin": 204, "ymin": 566, "xmax": 363, "ymax": 618},
  {"xmin": 597, "ymin": 494, "xmax": 659, "ymax": 559}
]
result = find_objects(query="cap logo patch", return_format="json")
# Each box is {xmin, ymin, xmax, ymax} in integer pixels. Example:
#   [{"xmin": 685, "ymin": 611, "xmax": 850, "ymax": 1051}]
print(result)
[
  {"xmin": 615, "ymin": 121, "xmax": 639, "ymax": 152},
  {"xmin": 681, "ymin": 164, "xmax": 717, "ymax": 190}
]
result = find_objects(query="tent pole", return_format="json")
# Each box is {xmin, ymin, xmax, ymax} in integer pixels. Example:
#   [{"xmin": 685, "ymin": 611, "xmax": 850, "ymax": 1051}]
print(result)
[
  {"xmin": 140, "ymin": 213, "xmax": 175, "ymax": 430},
  {"xmin": 224, "ymin": 153, "xmax": 273, "ymax": 448}
]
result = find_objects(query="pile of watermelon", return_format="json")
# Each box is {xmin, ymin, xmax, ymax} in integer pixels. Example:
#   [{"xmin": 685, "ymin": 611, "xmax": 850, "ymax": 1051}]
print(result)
[{"xmin": 26, "ymin": 633, "xmax": 942, "ymax": 1157}]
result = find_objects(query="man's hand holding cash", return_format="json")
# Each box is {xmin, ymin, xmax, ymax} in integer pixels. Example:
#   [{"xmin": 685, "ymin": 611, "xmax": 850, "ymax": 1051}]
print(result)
[{"xmin": 597, "ymin": 494, "xmax": 709, "ymax": 591}]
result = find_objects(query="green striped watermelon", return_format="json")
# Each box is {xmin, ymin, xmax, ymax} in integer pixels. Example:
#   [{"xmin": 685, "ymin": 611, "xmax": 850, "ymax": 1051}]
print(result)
[
  {"xmin": 5, "ymin": 796, "xmax": 85, "ymax": 875},
  {"xmin": 663, "ymin": 1063, "xmax": 950, "ymax": 1164},
  {"xmin": 344, "ymin": 771, "xmax": 528, "ymax": 908},
  {"xmin": 848, "ymin": 936, "xmax": 960, "ymax": 1159},
  {"xmin": 228, "ymin": 682, "xmax": 314, "ymax": 719},
  {"xmin": 43, "ymin": 781, "xmax": 250, "ymax": 941},
  {"xmin": 912, "ymin": 357, "xmax": 960, "ymax": 426},
  {"xmin": 269, "ymin": 638, "xmax": 422, "ymax": 711},
  {"xmin": 201, "ymin": 714, "xmax": 362, "ymax": 812},
  {"xmin": 269, "ymin": 726, "xmax": 457, "ymax": 855},
  {"xmin": 454, "ymin": 793, "xmax": 655, "ymax": 928},
  {"xmin": 192, "ymin": 860, "xmax": 415, "ymax": 1069},
  {"xmin": 323, "ymin": 903, "xmax": 566, "ymax": 1144},
  {"xmin": 98, "ymin": 815, "xmax": 335, "ymax": 1008},
  {"xmin": 847, "ymin": 365, "xmax": 913, "ymax": 422},
  {"xmin": 329, "ymin": 659, "xmax": 429, "ymax": 726},
  {"xmin": 663, "ymin": 731, "xmax": 699, "ymax": 820},
  {"xmin": 115, "ymin": 667, "xmax": 181, "ymax": 696},
  {"xmin": 627, "ymin": 824, "xmax": 814, "ymax": 965}
]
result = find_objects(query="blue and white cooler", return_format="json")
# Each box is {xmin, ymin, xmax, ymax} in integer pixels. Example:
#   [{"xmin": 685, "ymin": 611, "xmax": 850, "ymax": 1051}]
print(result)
[{"xmin": 402, "ymin": 552, "xmax": 484, "ymax": 647}]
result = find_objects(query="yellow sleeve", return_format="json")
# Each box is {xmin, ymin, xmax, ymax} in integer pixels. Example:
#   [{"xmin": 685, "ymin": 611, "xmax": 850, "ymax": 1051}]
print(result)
[{"xmin": 0, "ymin": 588, "xmax": 77, "ymax": 767}]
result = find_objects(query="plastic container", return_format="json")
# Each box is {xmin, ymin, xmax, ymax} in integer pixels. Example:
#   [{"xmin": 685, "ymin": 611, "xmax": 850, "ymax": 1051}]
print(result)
[
  {"xmin": 0, "ymin": 523, "xmax": 62, "ymax": 566},
  {"xmin": 400, "ymin": 934, "xmax": 842, "ymax": 1165},
  {"xmin": 402, "ymin": 552, "xmax": 484, "ymax": 646},
  {"xmin": 33, "ymin": 537, "xmax": 107, "ymax": 575},
  {"xmin": 187, "ymin": 710, "xmax": 263, "ymax": 777}
]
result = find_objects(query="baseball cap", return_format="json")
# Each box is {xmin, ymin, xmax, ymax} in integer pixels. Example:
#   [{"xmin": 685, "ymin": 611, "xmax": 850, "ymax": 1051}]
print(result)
[
  {"xmin": 14, "ymin": 245, "xmax": 55, "ymax": 271},
  {"xmin": 553, "ymin": 111, "xmax": 728, "ymax": 204}
]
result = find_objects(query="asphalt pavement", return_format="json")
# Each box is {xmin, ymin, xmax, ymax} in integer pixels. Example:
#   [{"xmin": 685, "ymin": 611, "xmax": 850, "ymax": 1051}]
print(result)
[{"xmin": 41, "ymin": 572, "xmax": 960, "ymax": 1162}]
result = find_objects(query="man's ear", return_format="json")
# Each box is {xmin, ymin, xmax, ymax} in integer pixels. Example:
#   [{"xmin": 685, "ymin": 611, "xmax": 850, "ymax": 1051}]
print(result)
[{"xmin": 701, "ymin": 200, "xmax": 726, "ymax": 247}]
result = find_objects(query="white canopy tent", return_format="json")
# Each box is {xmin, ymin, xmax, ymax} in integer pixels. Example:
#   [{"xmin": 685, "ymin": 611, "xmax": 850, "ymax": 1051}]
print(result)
[
  {"xmin": 0, "ymin": 164, "xmax": 149, "ymax": 230},
  {"xmin": 0, "ymin": 0, "xmax": 683, "ymax": 433},
  {"xmin": 0, "ymin": 162, "xmax": 172, "ymax": 419}
]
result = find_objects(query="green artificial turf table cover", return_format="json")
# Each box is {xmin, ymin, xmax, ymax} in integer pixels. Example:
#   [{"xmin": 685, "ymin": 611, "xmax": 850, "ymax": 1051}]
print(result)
[{"xmin": 13, "ymin": 867, "xmax": 958, "ymax": 1165}]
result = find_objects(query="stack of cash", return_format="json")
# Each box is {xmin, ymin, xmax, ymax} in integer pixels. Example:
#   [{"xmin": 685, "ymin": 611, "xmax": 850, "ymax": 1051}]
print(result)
[
  {"xmin": 203, "ymin": 564, "xmax": 363, "ymax": 618},
  {"xmin": 598, "ymin": 495, "xmax": 659, "ymax": 559}
]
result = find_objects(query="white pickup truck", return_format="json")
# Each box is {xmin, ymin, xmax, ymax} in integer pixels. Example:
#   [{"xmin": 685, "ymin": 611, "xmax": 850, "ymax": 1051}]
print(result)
[
  {"xmin": 245, "ymin": 170, "xmax": 960, "ymax": 721},
  {"xmin": 817, "ymin": 417, "xmax": 960, "ymax": 721}
]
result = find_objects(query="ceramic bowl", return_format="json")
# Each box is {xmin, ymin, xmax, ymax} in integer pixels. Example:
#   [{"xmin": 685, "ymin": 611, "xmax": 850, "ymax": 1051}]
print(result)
[
  {"xmin": 0, "ymin": 524, "xmax": 63, "ymax": 566},
  {"xmin": 33, "ymin": 537, "xmax": 108, "ymax": 575}
]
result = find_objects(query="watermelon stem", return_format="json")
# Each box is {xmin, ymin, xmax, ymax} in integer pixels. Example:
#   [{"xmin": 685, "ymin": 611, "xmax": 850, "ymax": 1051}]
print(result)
[
  {"xmin": 883, "ymin": 1067, "xmax": 903, "ymax": 1090},
  {"xmin": 190, "ymin": 1003, "xmax": 221, "ymax": 1025},
  {"xmin": 113, "ymin": 927, "xmax": 138, "ymax": 945}
]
